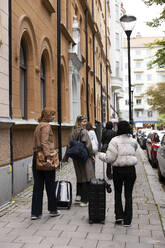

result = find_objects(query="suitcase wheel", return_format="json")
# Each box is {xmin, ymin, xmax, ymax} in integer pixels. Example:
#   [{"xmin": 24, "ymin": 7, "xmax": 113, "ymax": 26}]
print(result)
[{"xmin": 101, "ymin": 220, "xmax": 105, "ymax": 224}]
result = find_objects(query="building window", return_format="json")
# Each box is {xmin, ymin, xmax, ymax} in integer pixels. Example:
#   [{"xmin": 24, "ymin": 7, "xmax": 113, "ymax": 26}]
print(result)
[
  {"xmin": 146, "ymin": 49, "xmax": 152, "ymax": 56},
  {"xmin": 125, "ymin": 99, "xmax": 129, "ymax": 105},
  {"xmin": 136, "ymin": 99, "xmax": 142, "ymax": 105},
  {"xmin": 125, "ymin": 75, "xmax": 128, "ymax": 81},
  {"xmin": 115, "ymin": 61, "xmax": 119, "ymax": 77},
  {"xmin": 147, "ymin": 74, "xmax": 152, "ymax": 81},
  {"xmin": 125, "ymin": 63, "xmax": 128, "ymax": 69},
  {"xmin": 40, "ymin": 56, "xmax": 46, "ymax": 110},
  {"xmin": 148, "ymin": 111, "xmax": 153, "ymax": 117},
  {"xmin": 136, "ymin": 74, "xmax": 142, "ymax": 80},
  {"xmin": 20, "ymin": 40, "xmax": 27, "ymax": 119},
  {"xmin": 136, "ymin": 110, "xmax": 143, "ymax": 117},
  {"xmin": 135, "ymin": 49, "xmax": 141, "ymax": 55},
  {"xmin": 115, "ymin": 4, "xmax": 119, "ymax": 21},
  {"xmin": 135, "ymin": 85, "xmax": 142, "ymax": 94},
  {"xmin": 135, "ymin": 62, "xmax": 141, "ymax": 68},
  {"xmin": 115, "ymin": 33, "xmax": 119, "ymax": 50}
]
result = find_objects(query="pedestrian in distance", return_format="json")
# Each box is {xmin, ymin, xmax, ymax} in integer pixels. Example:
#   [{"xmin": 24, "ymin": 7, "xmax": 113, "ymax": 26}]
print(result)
[
  {"xmin": 101, "ymin": 121, "xmax": 116, "ymax": 179},
  {"xmin": 86, "ymin": 121, "xmax": 98, "ymax": 154},
  {"xmin": 31, "ymin": 107, "xmax": 60, "ymax": 220},
  {"xmin": 63, "ymin": 115, "xmax": 95, "ymax": 207},
  {"xmin": 86, "ymin": 121, "xmax": 98, "ymax": 172},
  {"xmin": 99, "ymin": 120, "xmax": 138, "ymax": 227}
]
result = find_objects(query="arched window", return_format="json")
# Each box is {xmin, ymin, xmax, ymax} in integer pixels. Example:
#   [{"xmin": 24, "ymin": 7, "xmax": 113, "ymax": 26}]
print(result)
[
  {"xmin": 40, "ymin": 56, "xmax": 46, "ymax": 109},
  {"xmin": 20, "ymin": 40, "xmax": 27, "ymax": 119}
]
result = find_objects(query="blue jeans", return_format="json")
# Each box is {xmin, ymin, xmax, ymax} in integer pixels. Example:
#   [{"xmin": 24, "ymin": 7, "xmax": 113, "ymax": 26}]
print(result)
[{"xmin": 113, "ymin": 166, "xmax": 136, "ymax": 224}]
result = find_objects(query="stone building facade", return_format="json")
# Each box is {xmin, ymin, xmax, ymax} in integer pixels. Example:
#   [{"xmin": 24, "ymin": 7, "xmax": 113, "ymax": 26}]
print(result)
[
  {"xmin": 0, "ymin": 0, "xmax": 13, "ymax": 206},
  {"xmin": 0, "ymin": 0, "xmax": 111, "ymax": 206}
]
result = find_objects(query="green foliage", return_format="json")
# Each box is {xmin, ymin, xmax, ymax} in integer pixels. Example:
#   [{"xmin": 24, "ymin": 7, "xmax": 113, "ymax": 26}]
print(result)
[
  {"xmin": 144, "ymin": 82, "xmax": 165, "ymax": 114},
  {"xmin": 143, "ymin": 0, "xmax": 165, "ymax": 68},
  {"xmin": 146, "ymin": 38, "xmax": 165, "ymax": 69},
  {"xmin": 156, "ymin": 114, "xmax": 165, "ymax": 127}
]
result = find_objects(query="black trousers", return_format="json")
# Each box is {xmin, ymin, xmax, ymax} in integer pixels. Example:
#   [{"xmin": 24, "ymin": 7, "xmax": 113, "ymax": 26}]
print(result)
[
  {"xmin": 31, "ymin": 152, "xmax": 57, "ymax": 216},
  {"xmin": 76, "ymin": 182, "xmax": 89, "ymax": 203},
  {"xmin": 113, "ymin": 166, "xmax": 136, "ymax": 225}
]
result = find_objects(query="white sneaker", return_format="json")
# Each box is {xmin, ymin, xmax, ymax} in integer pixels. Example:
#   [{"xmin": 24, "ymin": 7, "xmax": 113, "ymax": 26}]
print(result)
[
  {"xmin": 49, "ymin": 210, "xmax": 61, "ymax": 217},
  {"xmin": 75, "ymin": 195, "xmax": 81, "ymax": 203},
  {"xmin": 80, "ymin": 202, "xmax": 88, "ymax": 207}
]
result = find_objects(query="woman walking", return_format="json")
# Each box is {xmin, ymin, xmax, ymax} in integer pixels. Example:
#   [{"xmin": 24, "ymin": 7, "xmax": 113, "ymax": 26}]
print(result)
[
  {"xmin": 31, "ymin": 107, "xmax": 60, "ymax": 219},
  {"xmin": 63, "ymin": 115, "xmax": 95, "ymax": 206},
  {"xmin": 99, "ymin": 121, "xmax": 137, "ymax": 227}
]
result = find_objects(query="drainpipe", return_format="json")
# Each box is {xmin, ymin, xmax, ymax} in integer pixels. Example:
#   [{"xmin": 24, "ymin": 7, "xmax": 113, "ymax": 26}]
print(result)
[
  {"xmin": 85, "ymin": 2, "xmax": 89, "ymax": 121},
  {"xmin": 100, "ymin": 63, "xmax": 103, "ymax": 124},
  {"xmin": 92, "ymin": 0, "xmax": 96, "ymax": 122},
  {"xmin": 9, "ymin": 0, "xmax": 14, "ymax": 195},
  {"xmin": 57, "ymin": 0, "xmax": 62, "ymax": 161},
  {"xmin": 105, "ymin": 0, "xmax": 109, "ymax": 121}
]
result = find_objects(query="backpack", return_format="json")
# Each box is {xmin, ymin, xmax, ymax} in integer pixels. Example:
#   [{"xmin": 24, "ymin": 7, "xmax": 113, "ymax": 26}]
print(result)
[{"xmin": 66, "ymin": 130, "xmax": 89, "ymax": 162}]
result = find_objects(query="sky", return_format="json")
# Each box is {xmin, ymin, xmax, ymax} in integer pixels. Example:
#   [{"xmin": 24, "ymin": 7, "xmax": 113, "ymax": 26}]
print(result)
[{"xmin": 122, "ymin": 0, "xmax": 165, "ymax": 37}]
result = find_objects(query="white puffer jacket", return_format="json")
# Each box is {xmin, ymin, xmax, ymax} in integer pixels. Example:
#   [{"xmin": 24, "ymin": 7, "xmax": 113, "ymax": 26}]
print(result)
[{"xmin": 99, "ymin": 134, "xmax": 138, "ymax": 167}]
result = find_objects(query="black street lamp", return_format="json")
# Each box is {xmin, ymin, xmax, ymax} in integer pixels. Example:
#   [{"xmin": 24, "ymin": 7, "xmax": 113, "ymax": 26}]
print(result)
[{"xmin": 120, "ymin": 15, "xmax": 136, "ymax": 125}]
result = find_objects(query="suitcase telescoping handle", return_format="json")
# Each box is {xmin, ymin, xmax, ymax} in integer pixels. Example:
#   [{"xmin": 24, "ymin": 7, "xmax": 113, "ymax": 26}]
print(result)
[{"xmin": 103, "ymin": 161, "xmax": 105, "ymax": 179}]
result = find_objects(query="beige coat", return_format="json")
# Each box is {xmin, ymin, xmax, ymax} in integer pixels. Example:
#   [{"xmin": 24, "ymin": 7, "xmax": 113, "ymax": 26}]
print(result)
[
  {"xmin": 33, "ymin": 122, "xmax": 55, "ymax": 158},
  {"xmin": 64, "ymin": 127, "xmax": 95, "ymax": 182}
]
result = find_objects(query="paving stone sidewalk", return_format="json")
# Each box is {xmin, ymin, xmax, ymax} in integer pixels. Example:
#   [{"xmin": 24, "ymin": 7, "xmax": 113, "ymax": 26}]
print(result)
[{"xmin": 0, "ymin": 147, "xmax": 165, "ymax": 248}]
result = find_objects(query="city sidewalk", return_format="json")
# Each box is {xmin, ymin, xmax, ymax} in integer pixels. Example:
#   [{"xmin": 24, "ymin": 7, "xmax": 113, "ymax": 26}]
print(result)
[{"xmin": 0, "ymin": 147, "xmax": 165, "ymax": 248}]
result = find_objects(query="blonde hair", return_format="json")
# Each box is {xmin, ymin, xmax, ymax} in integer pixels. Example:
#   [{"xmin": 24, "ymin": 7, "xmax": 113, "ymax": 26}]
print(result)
[{"xmin": 74, "ymin": 115, "xmax": 86, "ymax": 128}]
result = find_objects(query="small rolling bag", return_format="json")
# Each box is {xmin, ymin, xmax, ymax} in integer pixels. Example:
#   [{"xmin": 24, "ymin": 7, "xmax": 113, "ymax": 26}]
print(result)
[
  {"xmin": 55, "ymin": 162, "xmax": 72, "ymax": 209},
  {"xmin": 55, "ymin": 180, "xmax": 72, "ymax": 209},
  {"xmin": 88, "ymin": 162, "xmax": 111, "ymax": 224}
]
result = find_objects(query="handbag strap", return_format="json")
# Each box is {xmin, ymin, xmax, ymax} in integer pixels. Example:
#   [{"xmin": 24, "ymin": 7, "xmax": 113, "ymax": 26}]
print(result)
[{"xmin": 76, "ymin": 128, "xmax": 82, "ymax": 142}]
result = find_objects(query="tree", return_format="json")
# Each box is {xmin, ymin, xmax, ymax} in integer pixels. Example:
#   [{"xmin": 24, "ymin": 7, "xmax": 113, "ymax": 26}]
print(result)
[
  {"xmin": 144, "ymin": 82, "xmax": 165, "ymax": 114},
  {"xmin": 143, "ymin": 0, "xmax": 165, "ymax": 68}
]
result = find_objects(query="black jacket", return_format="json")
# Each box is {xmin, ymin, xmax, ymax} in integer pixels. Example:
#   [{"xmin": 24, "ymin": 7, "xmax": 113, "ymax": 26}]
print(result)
[{"xmin": 101, "ymin": 128, "xmax": 116, "ymax": 152}]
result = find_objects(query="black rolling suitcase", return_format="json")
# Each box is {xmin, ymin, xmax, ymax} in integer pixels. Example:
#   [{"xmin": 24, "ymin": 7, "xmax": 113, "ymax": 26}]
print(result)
[
  {"xmin": 55, "ymin": 163, "xmax": 72, "ymax": 209},
  {"xmin": 88, "ymin": 162, "xmax": 111, "ymax": 224}
]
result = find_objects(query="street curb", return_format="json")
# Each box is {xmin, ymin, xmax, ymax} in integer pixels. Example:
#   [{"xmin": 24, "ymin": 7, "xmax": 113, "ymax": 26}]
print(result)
[{"xmin": 138, "ymin": 146, "xmax": 165, "ymax": 235}]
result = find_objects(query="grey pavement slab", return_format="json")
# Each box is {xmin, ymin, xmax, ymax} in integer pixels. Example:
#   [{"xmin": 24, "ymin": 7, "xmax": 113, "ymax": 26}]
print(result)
[{"xmin": 0, "ymin": 147, "xmax": 164, "ymax": 247}]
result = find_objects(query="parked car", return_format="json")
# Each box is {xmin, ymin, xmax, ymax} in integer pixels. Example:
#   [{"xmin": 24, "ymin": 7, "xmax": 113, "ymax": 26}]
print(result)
[
  {"xmin": 138, "ymin": 129, "xmax": 152, "ymax": 149},
  {"xmin": 146, "ymin": 131, "xmax": 165, "ymax": 168},
  {"xmin": 157, "ymin": 134, "xmax": 165, "ymax": 182}
]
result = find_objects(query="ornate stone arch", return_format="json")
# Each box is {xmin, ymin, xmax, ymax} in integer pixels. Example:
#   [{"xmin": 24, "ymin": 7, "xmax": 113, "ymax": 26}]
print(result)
[
  {"xmin": 61, "ymin": 56, "xmax": 69, "ymax": 122},
  {"xmin": 15, "ymin": 15, "xmax": 38, "ymax": 67},
  {"xmin": 39, "ymin": 37, "xmax": 55, "ymax": 108}
]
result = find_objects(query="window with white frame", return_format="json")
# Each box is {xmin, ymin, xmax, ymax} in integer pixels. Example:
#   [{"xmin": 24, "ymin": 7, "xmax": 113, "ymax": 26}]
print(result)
[
  {"xmin": 136, "ymin": 74, "xmax": 142, "ymax": 80},
  {"xmin": 115, "ymin": 4, "xmax": 119, "ymax": 21},
  {"xmin": 135, "ymin": 62, "xmax": 141, "ymax": 68},
  {"xmin": 135, "ymin": 85, "xmax": 142, "ymax": 94},
  {"xmin": 115, "ymin": 33, "xmax": 119, "ymax": 50},
  {"xmin": 125, "ymin": 75, "xmax": 128, "ymax": 81},
  {"xmin": 125, "ymin": 99, "xmax": 129, "ymax": 105},
  {"xmin": 136, "ymin": 110, "xmax": 143, "ymax": 117},
  {"xmin": 136, "ymin": 99, "xmax": 142, "ymax": 105},
  {"xmin": 115, "ymin": 61, "xmax": 119, "ymax": 77},
  {"xmin": 148, "ymin": 111, "xmax": 153, "ymax": 117},
  {"xmin": 147, "ymin": 74, "xmax": 152, "ymax": 81},
  {"xmin": 125, "ymin": 63, "xmax": 128, "ymax": 69},
  {"xmin": 135, "ymin": 49, "xmax": 141, "ymax": 56}
]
